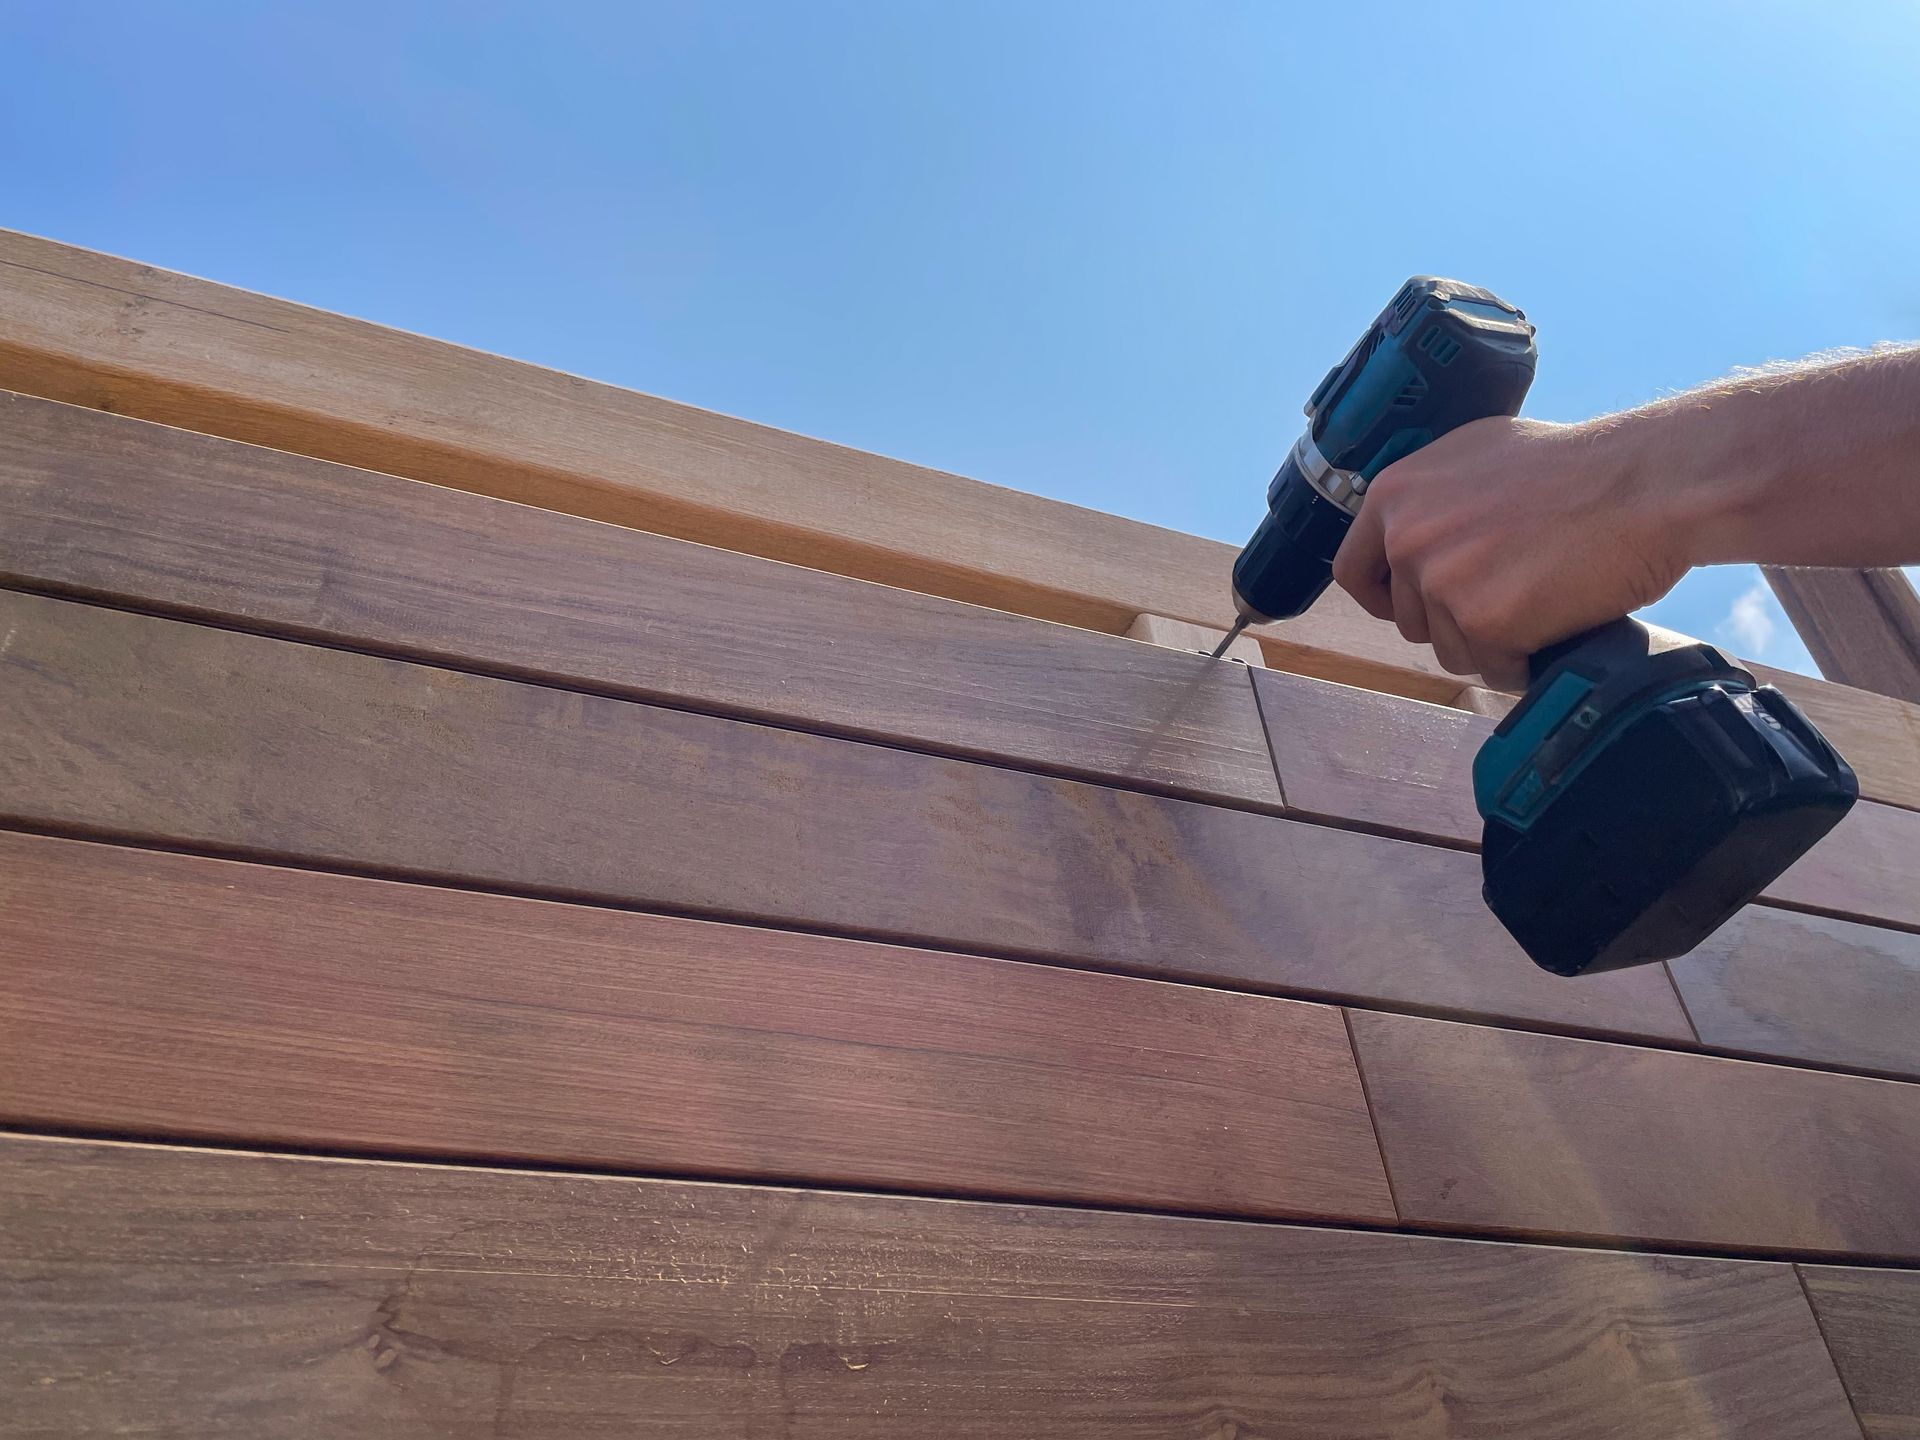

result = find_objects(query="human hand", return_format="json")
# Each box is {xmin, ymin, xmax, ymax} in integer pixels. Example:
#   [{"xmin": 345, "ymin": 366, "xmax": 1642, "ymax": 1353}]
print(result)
[{"xmin": 1330, "ymin": 416, "xmax": 1690, "ymax": 690}]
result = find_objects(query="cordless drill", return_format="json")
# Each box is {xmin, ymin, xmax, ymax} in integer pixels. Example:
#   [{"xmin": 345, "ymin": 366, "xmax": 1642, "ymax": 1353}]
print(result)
[{"xmin": 1222, "ymin": 277, "xmax": 1858, "ymax": 976}]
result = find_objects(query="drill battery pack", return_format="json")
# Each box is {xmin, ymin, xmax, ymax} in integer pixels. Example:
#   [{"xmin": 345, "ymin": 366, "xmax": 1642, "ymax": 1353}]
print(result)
[{"xmin": 1475, "ymin": 620, "xmax": 1858, "ymax": 977}]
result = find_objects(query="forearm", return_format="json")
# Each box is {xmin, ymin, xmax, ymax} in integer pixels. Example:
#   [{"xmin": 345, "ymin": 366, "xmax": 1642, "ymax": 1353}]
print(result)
[{"xmin": 1595, "ymin": 345, "xmax": 1920, "ymax": 570}]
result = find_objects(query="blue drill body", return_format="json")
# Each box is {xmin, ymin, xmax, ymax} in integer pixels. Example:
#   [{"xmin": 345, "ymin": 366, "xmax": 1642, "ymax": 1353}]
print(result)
[{"xmin": 1227, "ymin": 278, "xmax": 1857, "ymax": 976}]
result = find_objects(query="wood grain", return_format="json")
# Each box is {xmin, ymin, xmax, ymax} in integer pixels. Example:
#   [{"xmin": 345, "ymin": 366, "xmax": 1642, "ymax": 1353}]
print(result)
[
  {"xmin": 0, "ymin": 589, "xmax": 1692, "ymax": 1043},
  {"xmin": 0, "ymin": 390, "xmax": 1278, "ymax": 810},
  {"xmin": 1349, "ymin": 1009, "xmax": 1920, "ymax": 1259},
  {"xmin": 0, "ymin": 829, "xmax": 1391, "ymax": 1222},
  {"xmin": 0, "ymin": 1135, "xmax": 1864, "ymax": 1439},
  {"xmin": 9, "ymin": 223, "xmax": 1919, "ymax": 792},
  {"xmin": 1253, "ymin": 669, "xmax": 1920, "ymax": 1077},
  {"xmin": 0, "ymin": 228, "xmax": 1458, "ymax": 701},
  {"xmin": 1765, "ymin": 566, "xmax": 1920, "ymax": 704},
  {"xmin": 1252, "ymin": 668, "xmax": 1490, "ymax": 844},
  {"xmin": 1766, "ymin": 798, "xmax": 1920, "ymax": 932},
  {"xmin": 1672, "ymin": 907, "xmax": 1920, "ymax": 1079},
  {"xmin": 1799, "ymin": 1265, "xmax": 1920, "ymax": 1439},
  {"xmin": 1253, "ymin": 665, "xmax": 1920, "ymax": 933}
]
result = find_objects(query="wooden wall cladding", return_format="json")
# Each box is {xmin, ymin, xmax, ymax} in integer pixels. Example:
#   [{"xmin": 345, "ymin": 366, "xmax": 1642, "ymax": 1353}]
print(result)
[
  {"xmin": 1765, "ymin": 798, "xmax": 1920, "ymax": 932},
  {"xmin": 10, "ymin": 226, "xmax": 1920, "ymax": 789},
  {"xmin": 1670, "ymin": 907, "xmax": 1920, "ymax": 1079},
  {"xmin": 0, "ymin": 228, "xmax": 1453, "ymax": 700},
  {"xmin": 0, "ymin": 829, "xmax": 1391, "ymax": 1223},
  {"xmin": 1799, "ymin": 1265, "xmax": 1920, "ymax": 1439},
  {"xmin": 1253, "ymin": 664, "xmax": 1920, "ymax": 933},
  {"xmin": 1349, "ymin": 1010, "xmax": 1920, "ymax": 1259},
  {"xmin": 7, "ymin": 396, "xmax": 1918, "ymax": 1074},
  {"xmin": 0, "ymin": 588, "xmax": 1691, "ymax": 1044},
  {"xmin": 1251, "ymin": 667, "xmax": 1489, "ymax": 843},
  {"xmin": 0, "ymin": 1136, "xmax": 1865, "ymax": 1439},
  {"xmin": 1253, "ymin": 666, "xmax": 1920, "ymax": 1085},
  {"xmin": 0, "ymin": 390, "xmax": 1278, "ymax": 810}
]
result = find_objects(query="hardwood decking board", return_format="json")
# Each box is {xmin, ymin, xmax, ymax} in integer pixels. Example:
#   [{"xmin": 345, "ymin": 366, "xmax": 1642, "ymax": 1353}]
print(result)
[
  {"xmin": 1253, "ymin": 665, "xmax": 1920, "ymax": 931},
  {"xmin": 0, "ymin": 389, "xmax": 1278, "ymax": 810},
  {"xmin": 1764, "ymin": 798, "xmax": 1920, "ymax": 932},
  {"xmin": 0, "ymin": 1135, "xmax": 1864, "ymax": 1438},
  {"xmin": 1670, "ymin": 908, "xmax": 1920, "ymax": 1079},
  {"xmin": 0, "ymin": 228, "xmax": 1458, "ymax": 701},
  {"xmin": 0, "ymin": 829, "xmax": 1390, "ymax": 1223},
  {"xmin": 1252, "ymin": 665, "xmax": 1920, "ymax": 1075},
  {"xmin": 1799, "ymin": 1265, "xmax": 1920, "ymax": 1439},
  {"xmin": 0, "ymin": 588, "xmax": 1692, "ymax": 1044},
  {"xmin": 5, "ymin": 227, "xmax": 1918, "ymax": 810},
  {"xmin": 1250, "ymin": 667, "xmax": 1489, "ymax": 844},
  {"xmin": 1348, "ymin": 1009, "xmax": 1920, "ymax": 1259}
]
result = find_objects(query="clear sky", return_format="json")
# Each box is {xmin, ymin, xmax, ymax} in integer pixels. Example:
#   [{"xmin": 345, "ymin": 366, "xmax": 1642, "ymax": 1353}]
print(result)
[{"xmin": 10, "ymin": 1, "xmax": 1920, "ymax": 676}]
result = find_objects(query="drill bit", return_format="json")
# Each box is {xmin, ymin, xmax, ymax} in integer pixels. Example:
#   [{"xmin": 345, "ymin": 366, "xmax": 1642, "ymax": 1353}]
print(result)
[{"xmin": 1206, "ymin": 615, "xmax": 1251, "ymax": 660}]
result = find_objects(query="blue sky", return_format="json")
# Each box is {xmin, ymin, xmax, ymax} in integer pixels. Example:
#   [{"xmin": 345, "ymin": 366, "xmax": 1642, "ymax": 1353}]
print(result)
[{"xmin": 9, "ymin": 2, "xmax": 1920, "ymax": 677}]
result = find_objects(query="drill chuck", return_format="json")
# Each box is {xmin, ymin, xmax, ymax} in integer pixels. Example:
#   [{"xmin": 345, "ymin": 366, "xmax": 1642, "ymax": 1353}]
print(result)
[{"xmin": 1229, "ymin": 456, "xmax": 1351, "ymax": 622}]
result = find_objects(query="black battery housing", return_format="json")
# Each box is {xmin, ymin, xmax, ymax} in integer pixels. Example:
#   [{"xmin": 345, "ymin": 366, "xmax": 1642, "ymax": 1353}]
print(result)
[{"xmin": 1480, "ymin": 628, "xmax": 1859, "ymax": 977}]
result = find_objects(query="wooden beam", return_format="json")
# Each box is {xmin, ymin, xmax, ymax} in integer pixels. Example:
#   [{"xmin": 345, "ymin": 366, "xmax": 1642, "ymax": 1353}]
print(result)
[
  {"xmin": 1765, "ymin": 565, "xmax": 1920, "ymax": 702},
  {"xmin": 1349, "ymin": 1010, "xmax": 1920, "ymax": 1259},
  {"xmin": 0, "ymin": 588, "xmax": 1692, "ymax": 1044},
  {"xmin": 0, "ymin": 1135, "xmax": 1864, "ymax": 1438},
  {"xmin": 0, "ymin": 830, "xmax": 1390, "ymax": 1223}
]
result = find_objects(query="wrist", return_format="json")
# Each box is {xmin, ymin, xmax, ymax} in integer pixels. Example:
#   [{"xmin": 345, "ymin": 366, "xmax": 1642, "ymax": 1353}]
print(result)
[
  {"xmin": 1576, "ymin": 395, "xmax": 1777, "ymax": 573},
  {"xmin": 1569, "ymin": 412, "xmax": 1707, "ymax": 577}
]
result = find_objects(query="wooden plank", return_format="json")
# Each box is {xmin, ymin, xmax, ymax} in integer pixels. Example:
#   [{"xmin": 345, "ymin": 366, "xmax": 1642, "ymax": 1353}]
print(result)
[
  {"xmin": 1799, "ymin": 1265, "xmax": 1920, "ymax": 1439},
  {"xmin": 1349, "ymin": 1009, "xmax": 1920, "ymax": 1259},
  {"xmin": 1767, "ymin": 799, "xmax": 1920, "ymax": 932},
  {"xmin": 1671, "ymin": 907, "xmax": 1920, "ymax": 1079},
  {"xmin": 0, "ymin": 390, "xmax": 1278, "ymax": 811},
  {"xmin": 1260, "ymin": 667, "xmax": 1920, "ymax": 1080},
  {"xmin": 0, "ymin": 588, "xmax": 1692, "ymax": 1044},
  {"xmin": 1253, "ymin": 665, "xmax": 1920, "ymax": 933},
  {"xmin": 0, "ymin": 829, "xmax": 1391, "ymax": 1223},
  {"xmin": 10, "ymin": 232, "xmax": 1920, "ymax": 800},
  {"xmin": 0, "ymin": 1136, "xmax": 1865, "ymax": 1439},
  {"xmin": 1123, "ymin": 611, "xmax": 1266, "ymax": 665},
  {"xmin": 1252, "ymin": 668, "xmax": 1490, "ymax": 845},
  {"xmin": 1765, "ymin": 566, "xmax": 1920, "ymax": 704},
  {"xmin": 0, "ymin": 227, "xmax": 1457, "ymax": 701}
]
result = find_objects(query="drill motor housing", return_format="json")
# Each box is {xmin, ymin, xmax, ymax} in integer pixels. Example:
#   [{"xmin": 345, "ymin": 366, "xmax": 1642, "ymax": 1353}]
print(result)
[
  {"xmin": 1231, "ymin": 278, "xmax": 1537, "ymax": 624},
  {"xmin": 1230, "ymin": 276, "xmax": 1858, "ymax": 975}
]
